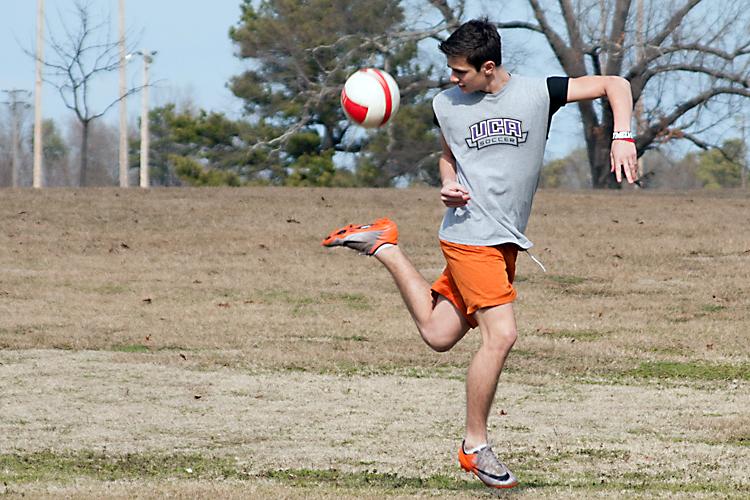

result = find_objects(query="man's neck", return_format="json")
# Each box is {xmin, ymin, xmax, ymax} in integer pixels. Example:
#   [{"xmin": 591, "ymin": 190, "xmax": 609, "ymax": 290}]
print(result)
[{"xmin": 483, "ymin": 68, "xmax": 511, "ymax": 94}]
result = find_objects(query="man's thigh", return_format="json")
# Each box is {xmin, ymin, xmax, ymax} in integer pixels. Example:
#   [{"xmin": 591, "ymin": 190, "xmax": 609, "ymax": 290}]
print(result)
[
  {"xmin": 422, "ymin": 295, "xmax": 471, "ymax": 350},
  {"xmin": 473, "ymin": 303, "xmax": 517, "ymax": 348}
]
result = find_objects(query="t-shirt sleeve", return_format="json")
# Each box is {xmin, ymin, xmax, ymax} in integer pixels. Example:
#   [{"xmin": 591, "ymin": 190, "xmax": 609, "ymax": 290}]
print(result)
[
  {"xmin": 546, "ymin": 76, "xmax": 569, "ymax": 117},
  {"xmin": 433, "ymin": 111, "xmax": 441, "ymax": 128}
]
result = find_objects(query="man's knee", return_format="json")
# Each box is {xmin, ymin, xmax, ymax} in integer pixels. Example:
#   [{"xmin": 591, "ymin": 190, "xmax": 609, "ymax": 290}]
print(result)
[
  {"xmin": 484, "ymin": 326, "xmax": 517, "ymax": 353},
  {"xmin": 475, "ymin": 303, "xmax": 517, "ymax": 354}
]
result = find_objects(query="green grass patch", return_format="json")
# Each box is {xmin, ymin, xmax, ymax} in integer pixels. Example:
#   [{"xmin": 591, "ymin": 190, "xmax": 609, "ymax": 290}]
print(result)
[
  {"xmin": 105, "ymin": 345, "xmax": 195, "ymax": 354},
  {"xmin": 647, "ymin": 346, "xmax": 688, "ymax": 356},
  {"xmin": 670, "ymin": 304, "xmax": 729, "ymax": 323},
  {"xmin": 260, "ymin": 289, "xmax": 371, "ymax": 314},
  {"xmin": 730, "ymin": 436, "xmax": 750, "ymax": 447},
  {"xmin": 703, "ymin": 435, "xmax": 750, "ymax": 447},
  {"xmin": 0, "ymin": 450, "xmax": 240, "ymax": 483},
  {"xmin": 263, "ymin": 467, "xmax": 749, "ymax": 496},
  {"xmin": 331, "ymin": 334, "xmax": 368, "ymax": 342},
  {"xmin": 111, "ymin": 344, "xmax": 151, "ymax": 353},
  {"xmin": 277, "ymin": 361, "xmax": 465, "ymax": 380},
  {"xmin": 1, "ymin": 451, "xmax": 747, "ymax": 496},
  {"xmin": 538, "ymin": 328, "xmax": 607, "ymax": 341},
  {"xmin": 320, "ymin": 292, "xmax": 371, "ymax": 310},
  {"xmin": 615, "ymin": 470, "xmax": 747, "ymax": 494},
  {"xmin": 626, "ymin": 361, "xmax": 750, "ymax": 381}
]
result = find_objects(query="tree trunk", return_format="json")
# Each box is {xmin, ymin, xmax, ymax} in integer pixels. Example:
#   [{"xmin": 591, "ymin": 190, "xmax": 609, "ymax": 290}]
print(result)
[
  {"xmin": 590, "ymin": 137, "xmax": 621, "ymax": 188},
  {"xmin": 582, "ymin": 99, "xmax": 620, "ymax": 189},
  {"xmin": 79, "ymin": 120, "xmax": 89, "ymax": 186}
]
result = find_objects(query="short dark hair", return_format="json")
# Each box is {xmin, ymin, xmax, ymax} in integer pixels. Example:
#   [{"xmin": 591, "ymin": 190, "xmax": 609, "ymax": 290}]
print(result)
[{"xmin": 438, "ymin": 18, "xmax": 502, "ymax": 71}]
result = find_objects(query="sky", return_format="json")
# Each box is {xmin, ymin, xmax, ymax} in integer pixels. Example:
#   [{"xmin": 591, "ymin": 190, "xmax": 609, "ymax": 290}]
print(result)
[
  {"xmin": 0, "ymin": 0, "xmax": 583, "ymax": 160},
  {"xmin": 1, "ymin": 0, "xmax": 248, "ymax": 124}
]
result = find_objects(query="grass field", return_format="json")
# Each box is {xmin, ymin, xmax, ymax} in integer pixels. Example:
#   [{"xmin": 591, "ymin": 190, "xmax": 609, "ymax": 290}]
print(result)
[{"xmin": 1, "ymin": 187, "xmax": 749, "ymax": 498}]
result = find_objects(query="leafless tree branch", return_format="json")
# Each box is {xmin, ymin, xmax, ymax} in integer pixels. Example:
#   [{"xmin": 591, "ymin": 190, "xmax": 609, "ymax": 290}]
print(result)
[
  {"xmin": 494, "ymin": 21, "xmax": 543, "ymax": 33},
  {"xmin": 28, "ymin": 0, "xmax": 141, "ymax": 185}
]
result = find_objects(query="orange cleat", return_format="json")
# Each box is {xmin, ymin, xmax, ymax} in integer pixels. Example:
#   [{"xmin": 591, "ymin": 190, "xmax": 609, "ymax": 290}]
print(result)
[
  {"xmin": 458, "ymin": 442, "xmax": 518, "ymax": 489},
  {"xmin": 321, "ymin": 217, "xmax": 398, "ymax": 256}
]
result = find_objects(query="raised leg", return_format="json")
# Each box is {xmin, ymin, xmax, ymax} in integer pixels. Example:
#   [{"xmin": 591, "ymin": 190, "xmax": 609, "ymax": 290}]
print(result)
[{"xmin": 375, "ymin": 246, "xmax": 470, "ymax": 352}]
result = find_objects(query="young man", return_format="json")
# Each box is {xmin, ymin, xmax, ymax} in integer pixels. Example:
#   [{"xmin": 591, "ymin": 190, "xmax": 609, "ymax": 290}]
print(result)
[{"xmin": 322, "ymin": 19, "xmax": 637, "ymax": 489}]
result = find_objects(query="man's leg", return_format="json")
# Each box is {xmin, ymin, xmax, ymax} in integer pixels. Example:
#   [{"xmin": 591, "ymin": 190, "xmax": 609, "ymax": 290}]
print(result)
[
  {"xmin": 374, "ymin": 245, "xmax": 470, "ymax": 352},
  {"xmin": 321, "ymin": 218, "xmax": 469, "ymax": 350},
  {"xmin": 463, "ymin": 303, "xmax": 517, "ymax": 449},
  {"xmin": 323, "ymin": 219, "xmax": 518, "ymax": 488}
]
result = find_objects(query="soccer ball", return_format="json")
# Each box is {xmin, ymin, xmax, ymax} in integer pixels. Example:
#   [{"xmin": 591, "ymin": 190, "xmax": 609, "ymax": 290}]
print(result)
[{"xmin": 341, "ymin": 68, "xmax": 400, "ymax": 128}]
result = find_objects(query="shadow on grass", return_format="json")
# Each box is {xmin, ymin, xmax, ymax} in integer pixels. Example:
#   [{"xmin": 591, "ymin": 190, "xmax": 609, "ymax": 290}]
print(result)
[{"xmin": 262, "ymin": 468, "xmax": 484, "ymax": 491}]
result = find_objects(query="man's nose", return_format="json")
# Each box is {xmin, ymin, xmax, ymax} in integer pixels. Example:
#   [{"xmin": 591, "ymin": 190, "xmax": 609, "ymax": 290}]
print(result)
[{"xmin": 450, "ymin": 73, "xmax": 460, "ymax": 84}]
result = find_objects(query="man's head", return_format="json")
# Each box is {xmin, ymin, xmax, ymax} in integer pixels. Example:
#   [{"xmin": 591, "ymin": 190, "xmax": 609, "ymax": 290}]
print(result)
[{"xmin": 439, "ymin": 18, "xmax": 503, "ymax": 93}]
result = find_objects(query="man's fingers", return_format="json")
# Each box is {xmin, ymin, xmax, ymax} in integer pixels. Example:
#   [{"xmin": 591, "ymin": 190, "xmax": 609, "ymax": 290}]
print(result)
[
  {"xmin": 443, "ymin": 188, "xmax": 470, "ymax": 199},
  {"xmin": 441, "ymin": 194, "xmax": 467, "ymax": 206},
  {"xmin": 442, "ymin": 193, "xmax": 460, "ymax": 202},
  {"xmin": 444, "ymin": 200, "xmax": 467, "ymax": 207},
  {"xmin": 441, "ymin": 183, "xmax": 470, "ymax": 207},
  {"xmin": 623, "ymin": 159, "xmax": 634, "ymax": 183},
  {"xmin": 620, "ymin": 155, "xmax": 639, "ymax": 183},
  {"xmin": 611, "ymin": 141, "xmax": 638, "ymax": 183}
]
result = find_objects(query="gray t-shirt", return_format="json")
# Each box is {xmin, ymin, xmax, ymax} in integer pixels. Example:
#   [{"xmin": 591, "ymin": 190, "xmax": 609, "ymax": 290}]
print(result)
[{"xmin": 433, "ymin": 75, "xmax": 566, "ymax": 249}]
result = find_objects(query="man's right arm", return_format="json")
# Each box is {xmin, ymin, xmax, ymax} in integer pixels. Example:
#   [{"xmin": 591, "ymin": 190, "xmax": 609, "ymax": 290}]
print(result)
[{"xmin": 439, "ymin": 133, "xmax": 470, "ymax": 208}]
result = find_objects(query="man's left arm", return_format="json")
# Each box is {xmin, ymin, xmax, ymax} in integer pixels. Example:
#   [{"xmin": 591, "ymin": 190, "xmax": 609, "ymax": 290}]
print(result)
[{"xmin": 567, "ymin": 76, "xmax": 638, "ymax": 184}]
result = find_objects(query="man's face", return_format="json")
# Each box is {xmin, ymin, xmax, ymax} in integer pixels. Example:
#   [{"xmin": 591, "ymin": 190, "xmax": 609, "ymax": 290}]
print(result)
[{"xmin": 447, "ymin": 55, "xmax": 490, "ymax": 93}]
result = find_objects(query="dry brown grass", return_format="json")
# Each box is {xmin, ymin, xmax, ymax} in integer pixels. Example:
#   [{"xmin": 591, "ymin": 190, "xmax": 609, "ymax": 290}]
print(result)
[{"xmin": 1, "ymin": 187, "xmax": 749, "ymax": 497}]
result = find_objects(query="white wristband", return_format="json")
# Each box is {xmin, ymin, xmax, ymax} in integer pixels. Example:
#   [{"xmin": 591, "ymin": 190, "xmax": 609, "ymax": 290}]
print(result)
[{"xmin": 612, "ymin": 131, "xmax": 634, "ymax": 140}]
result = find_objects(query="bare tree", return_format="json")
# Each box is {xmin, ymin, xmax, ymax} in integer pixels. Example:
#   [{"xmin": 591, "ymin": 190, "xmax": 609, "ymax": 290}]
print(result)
[
  {"xmin": 232, "ymin": 0, "xmax": 747, "ymax": 188},
  {"xmin": 66, "ymin": 117, "xmax": 119, "ymax": 186},
  {"xmin": 494, "ymin": 0, "xmax": 750, "ymax": 187},
  {"xmin": 35, "ymin": 0, "xmax": 140, "ymax": 186}
]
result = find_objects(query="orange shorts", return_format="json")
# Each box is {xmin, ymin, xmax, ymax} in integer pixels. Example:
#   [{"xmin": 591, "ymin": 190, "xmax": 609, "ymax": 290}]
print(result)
[{"xmin": 431, "ymin": 240, "xmax": 518, "ymax": 329}]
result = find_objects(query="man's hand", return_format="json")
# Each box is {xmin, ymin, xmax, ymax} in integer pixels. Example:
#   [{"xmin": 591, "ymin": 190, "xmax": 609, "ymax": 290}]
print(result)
[
  {"xmin": 610, "ymin": 140, "xmax": 638, "ymax": 183},
  {"xmin": 441, "ymin": 180, "xmax": 471, "ymax": 207}
]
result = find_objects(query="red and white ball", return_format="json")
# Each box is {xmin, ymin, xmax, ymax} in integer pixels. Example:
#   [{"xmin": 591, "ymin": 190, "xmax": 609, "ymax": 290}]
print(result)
[{"xmin": 341, "ymin": 68, "xmax": 400, "ymax": 128}]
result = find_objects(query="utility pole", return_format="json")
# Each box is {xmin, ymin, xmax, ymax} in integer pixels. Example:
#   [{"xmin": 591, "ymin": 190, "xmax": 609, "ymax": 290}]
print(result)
[
  {"xmin": 133, "ymin": 51, "xmax": 156, "ymax": 188},
  {"xmin": 2, "ymin": 89, "xmax": 32, "ymax": 188},
  {"xmin": 118, "ymin": 0, "xmax": 128, "ymax": 187},
  {"xmin": 32, "ymin": 0, "xmax": 44, "ymax": 188}
]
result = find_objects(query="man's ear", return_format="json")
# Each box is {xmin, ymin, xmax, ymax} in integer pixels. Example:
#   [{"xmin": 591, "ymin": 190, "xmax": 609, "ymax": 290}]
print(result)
[{"xmin": 481, "ymin": 61, "xmax": 495, "ymax": 76}]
